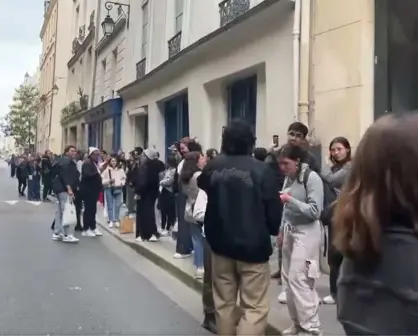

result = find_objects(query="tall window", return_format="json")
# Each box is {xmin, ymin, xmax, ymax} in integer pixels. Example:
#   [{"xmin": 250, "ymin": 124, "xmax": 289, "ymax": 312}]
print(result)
[
  {"xmin": 141, "ymin": 0, "xmax": 149, "ymax": 59},
  {"xmin": 175, "ymin": 0, "xmax": 184, "ymax": 33}
]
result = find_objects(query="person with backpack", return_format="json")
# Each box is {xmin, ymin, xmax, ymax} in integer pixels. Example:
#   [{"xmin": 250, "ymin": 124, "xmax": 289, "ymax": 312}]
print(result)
[{"xmin": 277, "ymin": 144, "xmax": 324, "ymax": 336}]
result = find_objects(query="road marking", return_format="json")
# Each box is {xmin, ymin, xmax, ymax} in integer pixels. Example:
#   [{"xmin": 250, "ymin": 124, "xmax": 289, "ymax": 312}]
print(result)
[{"xmin": 0, "ymin": 201, "xmax": 43, "ymax": 206}]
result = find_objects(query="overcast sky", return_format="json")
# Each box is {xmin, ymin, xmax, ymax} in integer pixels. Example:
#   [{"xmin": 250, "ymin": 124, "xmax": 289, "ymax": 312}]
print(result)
[{"xmin": 0, "ymin": 0, "xmax": 42, "ymax": 116}]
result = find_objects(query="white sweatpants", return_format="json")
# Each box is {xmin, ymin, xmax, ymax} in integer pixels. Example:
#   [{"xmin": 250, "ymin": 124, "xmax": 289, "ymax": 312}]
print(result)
[{"xmin": 281, "ymin": 221, "xmax": 322, "ymax": 330}]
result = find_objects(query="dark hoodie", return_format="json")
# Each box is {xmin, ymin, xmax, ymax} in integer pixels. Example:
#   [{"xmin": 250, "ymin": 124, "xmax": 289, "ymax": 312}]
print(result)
[{"xmin": 198, "ymin": 153, "xmax": 281, "ymax": 263}]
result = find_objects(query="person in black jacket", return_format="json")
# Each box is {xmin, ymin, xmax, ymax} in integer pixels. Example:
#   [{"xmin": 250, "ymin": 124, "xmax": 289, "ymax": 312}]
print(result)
[
  {"xmin": 16, "ymin": 155, "xmax": 29, "ymax": 196},
  {"xmin": 81, "ymin": 147, "xmax": 105, "ymax": 237},
  {"xmin": 51, "ymin": 145, "xmax": 79, "ymax": 243},
  {"xmin": 10, "ymin": 154, "xmax": 16, "ymax": 178},
  {"xmin": 126, "ymin": 147, "xmax": 142, "ymax": 216},
  {"xmin": 134, "ymin": 148, "xmax": 165, "ymax": 242},
  {"xmin": 197, "ymin": 120, "xmax": 281, "ymax": 336},
  {"xmin": 41, "ymin": 150, "xmax": 53, "ymax": 201}
]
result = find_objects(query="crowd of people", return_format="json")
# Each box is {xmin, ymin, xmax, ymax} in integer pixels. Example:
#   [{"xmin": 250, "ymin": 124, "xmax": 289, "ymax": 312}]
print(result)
[{"xmin": 9, "ymin": 111, "xmax": 418, "ymax": 335}]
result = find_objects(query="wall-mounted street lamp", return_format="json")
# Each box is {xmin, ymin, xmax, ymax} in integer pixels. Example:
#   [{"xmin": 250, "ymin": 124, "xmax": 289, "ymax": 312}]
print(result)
[{"xmin": 102, "ymin": 1, "xmax": 131, "ymax": 36}]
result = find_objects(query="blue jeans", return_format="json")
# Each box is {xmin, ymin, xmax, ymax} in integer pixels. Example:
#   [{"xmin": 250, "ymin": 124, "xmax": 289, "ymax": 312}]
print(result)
[
  {"xmin": 104, "ymin": 187, "xmax": 123, "ymax": 222},
  {"xmin": 190, "ymin": 223, "xmax": 204, "ymax": 268}
]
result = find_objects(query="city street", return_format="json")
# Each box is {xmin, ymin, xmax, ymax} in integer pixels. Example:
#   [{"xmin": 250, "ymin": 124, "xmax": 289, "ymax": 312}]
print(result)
[{"xmin": 0, "ymin": 161, "xmax": 208, "ymax": 335}]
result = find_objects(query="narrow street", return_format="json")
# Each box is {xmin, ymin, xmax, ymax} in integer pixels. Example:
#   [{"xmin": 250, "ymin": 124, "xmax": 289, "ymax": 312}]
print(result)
[{"xmin": 0, "ymin": 161, "xmax": 208, "ymax": 335}]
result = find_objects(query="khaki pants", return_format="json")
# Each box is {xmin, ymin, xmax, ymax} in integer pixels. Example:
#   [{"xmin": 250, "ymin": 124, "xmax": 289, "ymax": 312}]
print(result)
[{"xmin": 211, "ymin": 252, "xmax": 270, "ymax": 336}]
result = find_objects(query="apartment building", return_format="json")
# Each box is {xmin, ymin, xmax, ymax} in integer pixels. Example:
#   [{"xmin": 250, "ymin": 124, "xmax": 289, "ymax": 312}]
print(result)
[
  {"xmin": 61, "ymin": 0, "xmax": 98, "ymax": 149},
  {"xmin": 38, "ymin": 0, "xmax": 73, "ymax": 153},
  {"xmin": 118, "ymin": 0, "xmax": 295, "ymax": 159},
  {"xmin": 77, "ymin": 0, "xmax": 130, "ymax": 153}
]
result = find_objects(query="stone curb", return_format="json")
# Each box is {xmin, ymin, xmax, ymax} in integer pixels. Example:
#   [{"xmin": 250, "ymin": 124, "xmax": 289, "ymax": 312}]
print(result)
[{"xmin": 97, "ymin": 222, "xmax": 282, "ymax": 336}]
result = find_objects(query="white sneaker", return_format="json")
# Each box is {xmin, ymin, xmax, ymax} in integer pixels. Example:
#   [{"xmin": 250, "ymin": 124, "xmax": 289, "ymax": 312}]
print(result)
[
  {"xmin": 282, "ymin": 324, "xmax": 300, "ymax": 335},
  {"xmin": 108, "ymin": 222, "xmax": 114, "ymax": 228},
  {"xmin": 52, "ymin": 233, "xmax": 63, "ymax": 241},
  {"xmin": 278, "ymin": 290, "xmax": 287, "ymax": 304},
  {"xmin": 149, "ymin": 235, "xmax": 159, "ymax": 242},
  {"xmin": 135, "ymin": 236, "xmax": 143, "ymax": 242},
  {"xmin": 300, "ymin": 327, "xmax": 323, "ymax": 336},
  {"xmin": 93, "ymin": 229, "xmax": 103, "ymax": 236},
  {"xmin": 62, "ymin": 234, "xmax": 79, "ymax": 243},
  {"xmin": 195, "ymin": 267, "xmax": 204, "ymax": 279},
  {"xmin": 173, "ymin": 253, "xmax": 191, "ymax": 259},
  {"xmin": 114, "ymin": 221, "xmax": 120, "ymax": 228},
  {"xmin": 160, "ymin": 230, "xmax": 169, "ymax": 237},
  {"xmin": 322, "ymin": 295, "xmax": 336, "ymax": 304},
  {"xmin": 82, "ymin": 230, "xmax": 95, "ymax": 237}
]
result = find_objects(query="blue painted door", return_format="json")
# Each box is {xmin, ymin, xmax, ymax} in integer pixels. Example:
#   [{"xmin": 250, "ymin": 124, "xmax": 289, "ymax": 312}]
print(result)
[
  {"xmin": 228, "ymin": 75, "xmax": 257, "ymax": 134},
  {"xmin": 164, "ymin": 93, "xmax": 189, "ymax": 159}
]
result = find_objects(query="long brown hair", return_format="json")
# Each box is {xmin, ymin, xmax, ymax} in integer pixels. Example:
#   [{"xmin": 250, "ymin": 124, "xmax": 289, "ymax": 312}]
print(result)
[{"xmin": 333, "ymin": 113, "xmax": 418, "ymax": 265}]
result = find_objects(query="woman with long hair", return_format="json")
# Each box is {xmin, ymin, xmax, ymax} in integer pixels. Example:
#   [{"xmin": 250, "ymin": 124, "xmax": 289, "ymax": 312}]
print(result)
[
  {"xmin": 172, "ymin": 137, "xmax": 195, "ymax": 259},
  {"xmin": 278, "ymin": 144, "xmax": 324, "ymax": 335},
  {"xmin": 102, "ymin": 156, "xmax": 126, "ymax": 228},
  {"xmin": 322, "ymin": 136, "xmax": 352, "ymax": 305},
  {"xmin": 180, "ymin": 151, "xmax": 206, "ymax": 278},
  {"xmin": 159, "ymin": 154, "xmax": 177, "ymax": 236},
  {"xmin": 334, "ymin": 113, "xmax": 418, "ymax": 335}
]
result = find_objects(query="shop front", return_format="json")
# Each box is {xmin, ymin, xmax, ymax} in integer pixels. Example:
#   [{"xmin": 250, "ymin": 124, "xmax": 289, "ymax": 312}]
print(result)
[{"xmin": 86, "ymin": 98, "xmax": 122, "ymax": 153}]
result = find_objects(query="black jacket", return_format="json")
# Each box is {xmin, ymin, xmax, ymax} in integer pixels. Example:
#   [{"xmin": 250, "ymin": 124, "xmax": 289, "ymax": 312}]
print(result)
[
  {"xmin": 80, "ymin": 159, "xmax": 102, "ymax": 195},
  {"xmin": 41, "ymin": 156, "xmax": 52, "ymax": 176},
  {"xmin": 338, "ymin": 225, "xmax": 418, "ymax": 335},
  {"xmin": 197, "ymin": 153, "xmax": 281, "ymax": 263},
  {"xmin": 52, "ymin": 157, "xmax": 80, "ymax": 194},
  {"xmin": 135, "ymin": 158, "xmax": 165, "ymax": 197},
  {"xmin": 16, "ymin": 162, "xmax": 29, "ymax": 180}
]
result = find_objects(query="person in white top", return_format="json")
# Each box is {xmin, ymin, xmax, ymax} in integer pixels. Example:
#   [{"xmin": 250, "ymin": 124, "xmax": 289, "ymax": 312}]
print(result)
[{"xmin": 101, "ymin": 157, "xmax": 127, "ymax": 228}]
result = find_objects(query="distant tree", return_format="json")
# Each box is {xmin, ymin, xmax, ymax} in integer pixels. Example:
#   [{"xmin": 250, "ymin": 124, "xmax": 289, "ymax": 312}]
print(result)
[{"xmin": 4, "ymin": 83, "xmax": 39, "ymax": 147}]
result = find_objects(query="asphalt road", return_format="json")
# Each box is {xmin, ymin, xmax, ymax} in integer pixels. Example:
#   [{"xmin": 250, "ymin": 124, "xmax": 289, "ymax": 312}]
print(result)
[{"xmin": 0, "ymin": 161, "xmax": 209, "ymax": 335}]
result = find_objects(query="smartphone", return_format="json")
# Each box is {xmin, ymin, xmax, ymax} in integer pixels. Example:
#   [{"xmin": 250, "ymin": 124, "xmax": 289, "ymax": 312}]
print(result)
[{"xmin": 273, "ymin": 135, "xmax": 279, "ymax": 146}]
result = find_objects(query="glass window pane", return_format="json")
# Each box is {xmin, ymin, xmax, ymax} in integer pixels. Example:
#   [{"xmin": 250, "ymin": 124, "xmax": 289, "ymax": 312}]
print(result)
[
  {"xmin": 141, "ymin": 42, "xmax": 147, "ymax": 59},
  {"xmin": 142, "ymin": 23, "xmax": 148, "ymax": 43},
  {"xmin": 103, "ymin": 119, "xmax": 113, "ymax": 153},
  {"xmin": 175, "ymin": 14, "xmax": 183, "ymax": 33},
  {"xmin": 175, "ymin": 0, "xmax": 184, "ymax": 16},
  {"xmin": 142, "ymin": 4, "xmax": 148, "ymax": 24}
]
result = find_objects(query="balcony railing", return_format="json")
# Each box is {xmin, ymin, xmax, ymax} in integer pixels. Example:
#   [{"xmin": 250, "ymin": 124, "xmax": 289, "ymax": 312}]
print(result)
[
  {"xmin": 168, "ymin": 31, "xmax": 182, "ymax": 59},
  {"xmin": 219, "ymin": 0, "xmax": 250, "ymax": 27},
  {"xmin": 136, "ymin": 58, "xmax": 146, "ymax": 79}
]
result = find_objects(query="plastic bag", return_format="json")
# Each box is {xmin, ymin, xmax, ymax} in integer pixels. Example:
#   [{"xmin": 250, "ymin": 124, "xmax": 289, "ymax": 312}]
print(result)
[{"xmin": 62, "ymin": 199, "xmax": 77, "ymax": 227}]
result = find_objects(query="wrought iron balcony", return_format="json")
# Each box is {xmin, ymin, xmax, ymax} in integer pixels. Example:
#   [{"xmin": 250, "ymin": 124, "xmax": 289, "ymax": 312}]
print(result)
[
  {"xmin": 168, "ymin": 31, "xmax": 182, "ymax": 59},
  {"xmin": 136, "ymin": 58, "xmax": 146, "ymax": 79},
  {"xmin": 219, "ymin": 0, "xmax": 250, "ymax": 26}
]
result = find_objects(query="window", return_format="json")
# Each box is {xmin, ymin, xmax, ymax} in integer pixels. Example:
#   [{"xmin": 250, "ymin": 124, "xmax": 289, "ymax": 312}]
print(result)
[
  {"xmin": 141, "ymin": 1, "xmax": 149, "ymax": 59},
  {"xmin": 175, "ymin": 0, "xmax": 184, "ymax": 34}
]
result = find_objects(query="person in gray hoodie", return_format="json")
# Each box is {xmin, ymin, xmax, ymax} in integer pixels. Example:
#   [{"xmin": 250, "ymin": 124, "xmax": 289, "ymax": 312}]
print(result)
[
  {"xmin": 278, "ymin": 144, "xmax": 324, "ymax": 336},
  {"xmin": 322, "ymin": 137, "xmax": 352, "ymax": 305}
]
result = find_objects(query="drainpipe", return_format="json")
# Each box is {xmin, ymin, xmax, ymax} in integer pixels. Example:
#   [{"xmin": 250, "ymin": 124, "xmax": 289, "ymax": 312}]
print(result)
[
  {"xmin": 292, "ymin": 0, "xmax": 301, "ymax": 122},
  {"xmin": 298, "ymin": 0, "xmax": 312, "ymax": 128}
]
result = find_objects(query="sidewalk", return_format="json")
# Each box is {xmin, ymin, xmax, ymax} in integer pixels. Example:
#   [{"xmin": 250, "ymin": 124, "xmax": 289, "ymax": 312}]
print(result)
[{"xmin": 95, "ymin": 207, "xmax": 344, "ymax": 335}]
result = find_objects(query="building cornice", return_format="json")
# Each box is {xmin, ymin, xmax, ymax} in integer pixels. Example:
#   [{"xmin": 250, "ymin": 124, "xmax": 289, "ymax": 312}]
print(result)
[
  {"xmin": 40, "ymin": 0, "xmax": 58, "ymax": 38},
  {"xmin": 95, "ymin": 18, "xmax": 126, "ymax": 55},
  {"xmin": 67, "ymin": 29, "xmax": 95, "ymax": 69}
]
